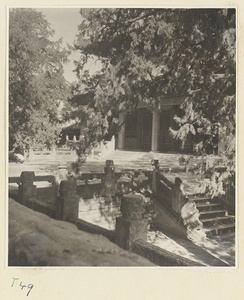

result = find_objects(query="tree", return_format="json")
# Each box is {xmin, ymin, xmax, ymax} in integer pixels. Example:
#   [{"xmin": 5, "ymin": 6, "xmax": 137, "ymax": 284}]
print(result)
[
  {"xmin": 9, "ymin": 8, "xmax": 71, "ymax": 151},
  {"xmin": 168, "ymin": 9, "xmax": 236, "ymax": 157},
  {"xmin": 71, "ymin": 8, "xmax": 235, "ymax": 159}
]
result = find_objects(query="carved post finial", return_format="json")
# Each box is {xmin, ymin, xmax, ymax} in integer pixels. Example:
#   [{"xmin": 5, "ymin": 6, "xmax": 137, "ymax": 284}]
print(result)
[
  {"xmin": 151, "ymin": 159, "xmax": 159, "ymax": 171},
  {"xmin": 58, "ymin": 179, "xmax": 78, "ymax": 221},
  {"xmin": 104, "ymin": 160, "xmax": 115, "ymax": 199},
  {"xmin": 115, "ymin": 193, "xmax": 147, "ymax": 251},
  {"xmin": 18, "ymin": 171, "xmax": 36, "ymax": 205}
]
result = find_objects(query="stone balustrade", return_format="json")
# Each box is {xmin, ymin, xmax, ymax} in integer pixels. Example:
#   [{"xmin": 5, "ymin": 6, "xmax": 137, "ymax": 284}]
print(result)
[
  {"xmin": 9, "ymin": 159, "xmax": 188, "ymax": 225},
  {"xmin": 9, "ymin": 159, "xmax": 207, "ymax": 266}
]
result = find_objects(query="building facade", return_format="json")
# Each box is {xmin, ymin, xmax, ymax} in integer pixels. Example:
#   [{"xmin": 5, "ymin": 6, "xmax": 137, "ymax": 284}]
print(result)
[{"xmin": 117, "ymin": 97, "xmax": 192, "ymax": 153}]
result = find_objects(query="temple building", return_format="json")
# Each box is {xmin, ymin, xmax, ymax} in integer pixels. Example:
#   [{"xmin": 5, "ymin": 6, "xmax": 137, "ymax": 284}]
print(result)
[
  {"xmin": 61, "ymin": 93, "xmax": 223, "ymax": 155},
  {"xmin": 117, "ymin": 96, "xmax": 192, "ymax": 153}
]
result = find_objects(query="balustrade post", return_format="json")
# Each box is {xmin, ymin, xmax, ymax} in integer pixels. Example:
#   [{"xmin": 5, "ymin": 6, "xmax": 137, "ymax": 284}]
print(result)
[
  {"xmin": 152, "ymin": 159, "xmax": 159, "ymax": 196},
  {"xmin": 18, "ymin": 171, "xmax": 37, "ymax": 206},
  {"xmin": 58, "ymin": 179, "xmax": 78, "ymax": 221},
  {"xmin": 115, "ymin": 194, "xmax": 147, "ymax": 251},
  {"xmin": 104, "ymin": 160, "xmax": 116, "ymax": 199},
  {"xmin": 172, "ymin": 177, "xmax": 187, "ymax": 214}
]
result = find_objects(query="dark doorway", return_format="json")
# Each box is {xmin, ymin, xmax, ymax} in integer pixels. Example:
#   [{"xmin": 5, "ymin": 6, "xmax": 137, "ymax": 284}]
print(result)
[
  {"xmin": 140, "ymin": 109, "xmax": 152, "ymax": 150},
  {"xmin": 124, "ymin": 108, "xmax": 152, "ymax": 151}
]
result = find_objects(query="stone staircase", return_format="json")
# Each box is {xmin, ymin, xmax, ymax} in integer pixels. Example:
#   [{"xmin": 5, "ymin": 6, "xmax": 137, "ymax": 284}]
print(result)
[
  {"xmin": 81, "ymin": 150, "xmax": 235, "ymax": 241},
  {"xmin": 189, "ymin": 195, "xmax": 235, "ymax": 239}
]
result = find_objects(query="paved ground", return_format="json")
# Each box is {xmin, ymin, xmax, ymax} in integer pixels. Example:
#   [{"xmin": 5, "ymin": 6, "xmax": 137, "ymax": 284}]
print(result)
[
  {"xmin": 9, "ymin": 149, "xmax": 203, "ymax": 174},
  {"xmin": 9, "ymin": 150, "xmax": 204, "ymax": 193}
]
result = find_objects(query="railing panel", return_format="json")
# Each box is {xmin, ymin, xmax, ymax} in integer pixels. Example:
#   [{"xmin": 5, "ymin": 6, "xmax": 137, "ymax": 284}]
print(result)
[
  {"xmin": 34, "ymin": 175, "xmax": 55, "ymax": 183},
  {"xmin": 9, "ymin": 177, "xmax": 20, "ymax": 184},
  {"xmin": 158, "ymin": 180, "xmax": 173, "ymax": 205},
  {"xmin": 157, "ymin": 172, "xmax": 174, "ymax": 188},
  {"xmin": 25, "ymin": 199, "xmax": 56, "ymax": 219},
  {"xmin": 36, "ymin": 186, "xmax": 57, "ymax": 206}
]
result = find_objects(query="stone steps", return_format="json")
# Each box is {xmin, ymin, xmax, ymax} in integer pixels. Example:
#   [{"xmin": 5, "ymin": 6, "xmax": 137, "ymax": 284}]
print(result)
[
  {"xmin": 203, "ymin": 223, "xmax": 235, "ymax": 238},
  {"xmin": 196, "ymin": 203, "xmax": 223, "ymax": 212},
  {"xmin": 199, "ymin": 209, "xmax": 228, "ymax": 219},
  {"xmin": 201, "ymin": 216, "xmax": 235, "ymax": 227},
  {"xmin": 215, "ymin": 232, "xmax": 235, "ymax": 240},
  {"xmin": 189, "ymin": 196, "xmax": 211, "ymax": 204},
  {"xmin": 192, "ymin": 196, "xmax": 235, "ymax": 239}
]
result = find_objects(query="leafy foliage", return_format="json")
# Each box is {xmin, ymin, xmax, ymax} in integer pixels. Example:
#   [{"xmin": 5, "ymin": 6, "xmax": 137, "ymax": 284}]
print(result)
[
  {"xmin": 190, "ymin": 155, "xmax": 235, "ymax": 200},
  {"xmin": 71, "ymin": 8, "xmax": 235, "ymax": 162},
  {"xmin": 169, "ymin": 101, "xmax": 220, "ymax": 154},
  {"xmin": 167, "ymin": 9, "xmax": 236, "ymax": 156},
  {"xmin": 9, "ymin": 8, "xmax": 71, "ymax": 150}
]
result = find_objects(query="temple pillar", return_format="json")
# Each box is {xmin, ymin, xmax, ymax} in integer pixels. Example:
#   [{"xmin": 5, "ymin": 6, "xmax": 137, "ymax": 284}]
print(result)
[{"xmin": 151, "ymin": 108, "xmax": 160, "ymax": 152}]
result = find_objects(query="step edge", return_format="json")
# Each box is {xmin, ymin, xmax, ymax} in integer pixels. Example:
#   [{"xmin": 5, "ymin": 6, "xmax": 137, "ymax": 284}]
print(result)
[
  {"xmin": 201, "ymin": 216, "xmax": 235, "ymax": 223},
  {"xmin": 203, "ymin": 223, "xmax": 235, "ymax": 232}
]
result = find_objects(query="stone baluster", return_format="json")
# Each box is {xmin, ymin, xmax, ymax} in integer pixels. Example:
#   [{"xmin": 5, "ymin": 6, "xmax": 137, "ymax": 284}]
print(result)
[
  {"xmin": 104, "ymin": 160, "xmax": 116, "ymax": 199},
  {"xmin": 115, "ymin": 194, "xmax": 147, "ymax": 251},
  {"xmin": 18, "ymin": 171, "xmax": 37, "ymax": 206},
  {"xmin": 57, "ymin": 179, "xmax": 78, "ymax": 221}
]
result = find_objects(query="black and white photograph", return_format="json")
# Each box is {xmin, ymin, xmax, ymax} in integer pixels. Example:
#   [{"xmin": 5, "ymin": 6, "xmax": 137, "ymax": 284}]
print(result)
[{"xmin": 7, "ymin": 6, "xmax": 236, "ymax": 270}]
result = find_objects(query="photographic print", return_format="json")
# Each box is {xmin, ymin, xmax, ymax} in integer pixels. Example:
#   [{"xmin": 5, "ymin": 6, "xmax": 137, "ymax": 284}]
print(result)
[{"xmin": 8, "ymin": 7, "xmax": 236, "ymax": 268}]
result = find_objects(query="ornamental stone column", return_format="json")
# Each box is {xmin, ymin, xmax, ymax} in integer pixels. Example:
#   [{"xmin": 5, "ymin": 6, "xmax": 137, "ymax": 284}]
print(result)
[
  {"xmin": 115, "ymin": 193, "xmax": 147, "ymax": 251},
  {"xmin": 58, "ymin": 179, "xmax": 78, "ymax": 221},
  {"xmin": 18, "ymin": 171, "xmax": 37, "ymax": 206},
  {"xmin": 104, "ymin": 160, "xmax": 116, "ymax": 199}
]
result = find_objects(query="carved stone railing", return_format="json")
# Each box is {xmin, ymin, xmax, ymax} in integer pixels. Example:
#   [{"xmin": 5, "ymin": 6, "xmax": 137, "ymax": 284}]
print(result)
[
  {"xmin": 9, "ymin": 172, "xmax": 57, "ymax": 218},
  {"xmin": 151, "ymin": 159, "xmax": 187, "ymax": 218},
  {"xmin": 27, "ymin": 148, "xmax": 77, "ymax": 162},
  {"xmin": 9, "ymin": 159, "xmax": 187, "ymax": 224},
  {"xmin": 8, "ymin": 160, "xmax": 152, "ymax": 221},
  {"xmin": 76, "ymin": 164, "xmax": 152, "ymax": 200},
  {"xmin": 9, "ymin": 163, "xmax": 204, "ymax": 266}
]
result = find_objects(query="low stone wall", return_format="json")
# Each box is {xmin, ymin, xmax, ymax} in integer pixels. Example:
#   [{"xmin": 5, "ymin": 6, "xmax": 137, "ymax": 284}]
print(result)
[
  {"xmin": 26, "ymin": 136, "xmax": 116, "ymax": 162},
  {"xmin": 27, "ymin": 148, "xmax": 77, "ymax": 162}
]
